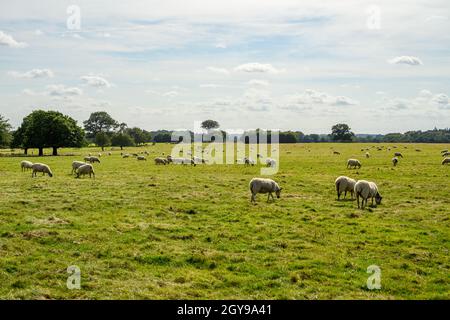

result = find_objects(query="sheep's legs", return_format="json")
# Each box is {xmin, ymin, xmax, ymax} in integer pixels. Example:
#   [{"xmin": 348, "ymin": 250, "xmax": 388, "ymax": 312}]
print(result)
[{"xmin": 356, "ymin": 194, "xmax": 360, "ymax": 209}]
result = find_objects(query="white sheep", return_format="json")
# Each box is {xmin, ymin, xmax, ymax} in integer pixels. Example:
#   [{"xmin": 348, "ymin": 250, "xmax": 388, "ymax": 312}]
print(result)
[
  {"xmin": 335, "ymin": 176, "xmax": 356, "ymax": 200},
  {"xmin": 442, "ymin": 157, "xmax": 450, "ymax": 165},
  {"xmin": 98, "ymin": 153, "xmax": 102, "ymax": 157},
  {"xmin": 122, "ymin": 154, "xmax": 130, "ymax": 158},
  {"xmin": 154, "ymin": 157, "xmax": 167, "ymax": 165},
  {"xmin": 167, "ymin": 156, "xmax": 195, "ymax": 166},
  {"xmin": 20, "ymin": 160, "xmax": 33, "ymax": 172},
  {"xmin": 137, "ymin": 155, "xmax": 147, "ymax": 161},
  {"xmin": 392, "ymin": 157, "xmax": 399, "ymax": 166},
  {"xmin": 365, "ymin": 152, "xmax": 370, "ymax": 158},
  {"xmin": 265, "ymin": 158, "xmax": 276, "ymax": 167},
  {"xmin": 249, "ymin": 178, "xmax": 282, "ymax": 203},
  {"xmin": 394, "ymin": 152, "xmax": 403, "ymax": 158},
  {"xmin": 442, "ymin": 152, "xmax": 450, "ymax": 157},
  {"xmin": 440, "ymin": 149, "xmax": 448, "ymax": 154},
  {"xmin": 72, "ymin": 161, "xmax": 87, "ymax": 174},
  {"xmin": 354, "ymin": 180, "xmax": 382, "ymax": 209},
  {"xmin": 31, "ymin": 163, "xmax": 53, "ymax": 178},
  {"xmin": 347, "ymin": 158, "xmax": 361, "ymax": 169},
  {"xmin": 84, "ymin": 156, "xmax": 100, "ymax": 163},
  {"xmin": 76, "ymin": 164, "xmax": 95, "ymax": 178},
  {"xmin": 245, "ymin": 158, "xmax": 255, "ymax": 166},
  {"xmin": 192, "ymin": 156, "xmax": 205, "ymax": 164}
]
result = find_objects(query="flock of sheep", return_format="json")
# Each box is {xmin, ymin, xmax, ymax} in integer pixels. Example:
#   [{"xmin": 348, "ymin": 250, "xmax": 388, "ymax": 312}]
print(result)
[{"xmin": 17, "ymin": 145, "xmax": 448, "ymax": 209}]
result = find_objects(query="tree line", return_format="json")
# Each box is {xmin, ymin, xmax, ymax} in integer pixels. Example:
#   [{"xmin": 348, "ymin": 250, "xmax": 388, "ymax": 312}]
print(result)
[{"xmin": 0, "ymin": 113, "xmax": 449, "ymax": 155}]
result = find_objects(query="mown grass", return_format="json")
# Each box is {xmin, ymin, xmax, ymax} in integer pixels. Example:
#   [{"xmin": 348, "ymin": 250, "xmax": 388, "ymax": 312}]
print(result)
[{"xmin": 0, "ymin": 143, "xmax": 449, "ymax": 299}]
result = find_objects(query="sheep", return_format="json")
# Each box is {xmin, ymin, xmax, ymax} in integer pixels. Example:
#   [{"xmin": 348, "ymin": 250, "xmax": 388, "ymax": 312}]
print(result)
[
  {"xmin": 442, "ymin": 157, "xmax": 450, "ymax": 165},
  {"xmin": 144, "ymin": 151, "xmax": 150, "ymax": 155},
  {"xmin": 31, "ymin": 163, "xmax": 53, "ymax": 178},
  {"xmin": 137, "ymin": 156, "xmax": 147, "ymax": 161},
  {"xmin": 415, "ymin": 149, "xmax": 421, "ymax": 152},
  {"xmin": 335, "ymin": 176, "xmax": 356, "ymax": 200},
  {"xmin": 98, "ymin": 153, "xmax": 102, "ymax": 157},
  {"xmin": 72, "ymin": 161, "xmax": 87, "ymax": 174},
  {"xmin": 441, "ymin": 149, "xmax": 448, "ymax": 154},
  {"xmin": 108, "ymin": 152, "xmax": 112, "ymax": 156},
  {"xmin": 365, "ymin": 152, "xmax": 370, "ymax": 158},
  {"xmin": 249, "ymin": 178, "xmax": 282, "ymax": 203},
  {"xmin": 442, "ymin": 152, "xmax": 450, "ymax": 157},
  {"xmin": 192, "ymin": 156, "xmax": 206, "ymax": 164},
  {"xmin": 392, "ymin": 157, "xmax": 399, "ymax": 166},
  {"xmin": 154, "ymin": 157, "xmax": 168, "ymax": 165},
  {"xmin": 166, "ymin": 155, "xmax": 195, "ymax": 166},
  {"xmin": 76, "ymin": 164, "xmax": 95, "ymax": 178},
  {"xmin": 333, "ymin": 151, "xmax": 341, "ymax": 155},
  {"xmin": 122, "ymin": 154, "xmax": 130, "ymax": 158},
  {"xmin": 347, "ymin": 158, "xmax": 361, "ymax": 169},
  {"xmin": 84, "ymin": 156, "xmax": 100, "ymax": 163},
  {"xmin": 354, "ymin": 180, "xmax": 382, "ymax": 209},
  {"xmin": 20, "ymin": 160, "xmax": 33, "ymax": 172},
  {"xmin": 245, "ymin": 158, "xmax": 255, "ymax": 166},
  {"xmin": 394, "ymin": 152, "xmax": 403, "ymax": 158},
  {"xmin": 265, "ymin": 158, "xmax": 277, "ymax": 168},
  {"xmin": 132, "ymin": 153, "xmax": 139, "ymax": 157}
]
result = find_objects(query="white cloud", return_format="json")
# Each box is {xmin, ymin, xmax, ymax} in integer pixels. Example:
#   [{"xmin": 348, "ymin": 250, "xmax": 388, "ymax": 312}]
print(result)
[
  {"xmin": 163, "ymin": 91, "xmax": 179, "ymax": 98},
  {"xmin": 388, "ymin": 56, "xmax": 423, "ymax": 66},
  {"xmin": 235, "ymin": 63, "xmax": 283, "ymax": 74},
  {"xmin": 46, "ymin": 84, "xmax": 83, "ymax": 97},
  {"xmin": 214, "ymin": 42, "xmax": 227, "ymax": 49},
  {"xmin": 9, "ymin": 68, "xmax": 54, "ymax": 79},
  {"xmin": 248, "ymin": 79, "xmax": 269, "ymax": 87},
  {"xmin": 206, "ymin": 66, "xmax": 230, "ymax": 75},
  {"xmin": 35, "ymin": 29, "xmax": 44, "ymax": 36},
  {"xmin": 200, "ymin": 84, "xmax": 222, "ymax": 88},
  {"xmin": 432, "ymin": 93, "xmax": 449, "ymax": 106},
  {"xmin": 0, "ymin": 30, "xmax": 27, "ymax": 48},
  {"xmin": 288, "ymin": 89, "xmax": 358, "ymax": 106},
  {"xmin": 80, "ymin": 75, "xmax": 112, "ymax": 88}
]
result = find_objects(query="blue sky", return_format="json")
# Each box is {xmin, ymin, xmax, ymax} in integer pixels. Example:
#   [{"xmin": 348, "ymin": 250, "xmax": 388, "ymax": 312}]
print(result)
[{"xmin": 0, "ymin": 0, "xmax": 449, "ymax": 133}]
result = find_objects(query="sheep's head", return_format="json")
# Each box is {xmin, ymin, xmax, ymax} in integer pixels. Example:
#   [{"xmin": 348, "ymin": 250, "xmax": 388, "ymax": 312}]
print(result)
[
  {"xmin": 48, "ymin": 171, "xmax": 53, "ymax": 177},
  {"xmin": 276, "ymin": 187, "xmax": 282, "ymax": 198},
  {"xmin": 375, "ymin": 193, "xmax": 382, "ymax": 205}
]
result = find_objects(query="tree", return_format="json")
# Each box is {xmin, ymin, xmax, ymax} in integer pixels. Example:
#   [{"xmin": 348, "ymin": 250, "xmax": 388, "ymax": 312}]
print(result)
[
  {"xmin": 111, "ymin": 132, "xmax": 135, "ymax": 150},
  {"xmin": 83, "ymin": 111, "xmax": 118, "ymax": 138},
  {"xmin": 14, "ymin": 110, "xmax": 85, "ymax": 156},
  {"xmin": 0, "ymin": 115, "xmax": 12, "ymax": 148},
  {"xmin": 330, "ymin": 123, "xmax": 355, "ymax": 142},
  {"xmin": 126, "ymin": 127, "xmax": 152, "ymax": 145},
  {"xmin": 201, "ymin": 120, "xmax": 220, "ymax": 130},
  {"xmin": 153, "ymin": 132, "xmax": 172, "ymax": 143},
  {"xmin": 95, "ymin": 132, "xmax": 111, "ymax": 151}
]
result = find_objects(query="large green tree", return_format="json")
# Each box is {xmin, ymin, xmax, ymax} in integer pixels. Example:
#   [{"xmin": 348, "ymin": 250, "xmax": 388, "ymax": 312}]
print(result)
[
  {"xmin": 111, "ymin": 132, "xmax": 135, "ymax": 150},
  {"xmin": 83, "ymin": 111, "xmax": 118, "ymax": 138},
  {"xmin": 14, "ymin": 110, "xmax": 85, "ymax": 156},
  {"xmin": 95, "ymin": 131, "xmax": 111, "ymax": 151},
  {"xmin": 330, "ymin": 123, "xmax": 355, "ymax": 142},
  {"xmin": 126, "ymin": 127, "xmax": 152, "ymax": 145},
  {"xmin": 0, "ymin": 115, "xmax": 12, "ymax": 148},
  {"xmin": 201, "ymin": 119, "xmax": 220, "ymax": 130}
]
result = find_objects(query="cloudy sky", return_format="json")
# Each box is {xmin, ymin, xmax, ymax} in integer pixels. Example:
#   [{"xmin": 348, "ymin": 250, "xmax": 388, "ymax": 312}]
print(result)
[{"xmin": 1, "ymin": 0, "xmax": 449, "ymax": 134}]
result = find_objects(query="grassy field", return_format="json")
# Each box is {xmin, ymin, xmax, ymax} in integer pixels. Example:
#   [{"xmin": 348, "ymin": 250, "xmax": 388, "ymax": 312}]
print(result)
[{"xmin": 0, "ymin": 143, "xmax": 448, "ymax": 299}]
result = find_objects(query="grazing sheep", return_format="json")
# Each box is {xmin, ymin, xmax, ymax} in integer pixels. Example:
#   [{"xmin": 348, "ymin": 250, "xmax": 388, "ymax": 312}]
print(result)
[
  {"xmin": 442, "ymin": 152, "xmax": 450, "ymax": 157},
  {"xmin": 392, "ymin": 157, "xmax": 399, "ymax": 166},
  {"xmin": 365, "ymin": 152, "xmax": 370, "ymax": 158},
  {"xmin": 122, "ymin": 154, "xmax": 130, "ymax": 158},
  {"xmin": 31, "ymin": 163, "xmax": 53, "ymax": 178},
  {"xmin": 108, "ymin": 152, "xmax": 112, "ymax": 156},
  {"xmin": 132, "ymin": 153, "xmax": 139, "ymax": 157},
  {"xmin": 76, "ymin": 164, "xmax": 95, "ymax": 178},
  {"xmin": 394, "ymin": 152, "xmax": 403, "ymax": 158},
  {"xmin": 72, "ymin": 161, "xmax": 87, "ymax": 174},
  {"xmin": 442, "ymin": 158, "xmax": 450, "ymax": 165},
  {"xmin": 347, "ymin": 158, "xmax": 361, "ymax": 169},
  {"xmin": 249, "ymin": 178, "xmax": 282, "ymax": 203},
  {"xmin": 335, "ymin": 176, "xmax": 356, "ymax": 200},
  {"xmin": 144, "ymin": 151, "xmax": 150, "ymax": 155},
  {"xmin": 333, "ymin": 151, "xmax": 341, "ymax": 155},
  {"xmin": 354, "ymin": 180, "xmax": 382, "ymax": 209},
  {"xmin": 265, "ymin": 158, "xmax": 276, "ymax": 167},
  {"xmin": 98, "ymin": 153, "xmax": 102, "ymax": 157},
  {"xmin": 20, "ymin": 160, "xmax": 33, "ymax": 172},
  {"xmin": 441, "ymin": 149, "xmax": 448, "ymax": 154},
  {"xmin": 154, "ymin": 157, "xmax": 168, "ymax": 165},
  {"xmin": 415, "ymin": 149, "xmax": 421, "ymax": 152},
  {"xmin": 245, "ymin": 158, "xmax": 255, "ymax": 166},
  {"xmin": 166, "ymin": 155, "xmax": 195, "ymax": 166},
  {"xmin": 137, "ymin": 155, "xmax": 147, "ymax": 161},
  {"xmin": 84, "ymin": 156, "xmax": 100, "ymax": 163}
]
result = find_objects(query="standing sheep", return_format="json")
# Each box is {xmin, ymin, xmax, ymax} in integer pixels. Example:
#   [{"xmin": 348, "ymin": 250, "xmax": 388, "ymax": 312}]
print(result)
[
  {"xmin": 249, "ymin": 178, "xmax": 282, "ymax": 203},
  {"xmin": 365, "ymin": 152, "xmax": 370, "ymax": 158},
  {"xmin": 154, "ymin": 157, "xmax": 167, "ymax": 165},
  {"xmin": 442, "ymin": 158, "xmax": 450, "ymax": 165},
  {"xmin": 76, "ymin": 164, "xmax": 95, "ymax": 178},
  {"xmin": 137, "ymin": 155, "xmax": 147, "ymax": 161},
  {"xmin": 392, "ymin": 157, "xmax": 399, "ymax": 166},
  {"xmin": 20, "ymin": 160, "xmax": 33, "ymax": 172},
  {"xmin": 354, "ymin": 180, "xmax": 382, "ymax": 209},
  {"xmin": 394, "ymin": 152, "xmax": 403, "ymax": 158},
  {"xmin": 442, "ymin": 152, "xmax": 450, "ymax": 157},
  {"xmin": 335, "ymin": 176, "xmax": 356, "ymax": 200},
  {"xmin": 84, "ymin": 156, "xmax": 101, "ymax": 163},
  {"xmin": 72, "ymin": 161, "xmax": 87, "ymax": 174},
  {"xmin": 347, "ymin": 159, "xmax": 361, "ymax": 169},
  {"xmin": 265, "ymin": 158, "xmax": 276, "ymax": 167},
  {"xmin": 31, "ymin": 163, "xmax": 53, "ymax": 178}
]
